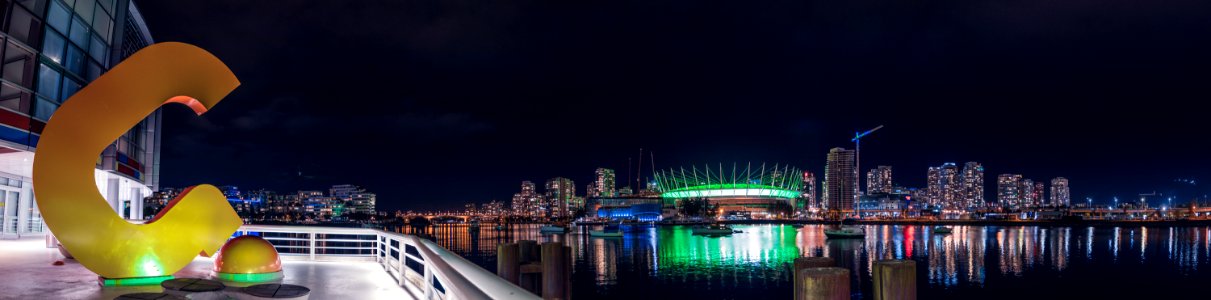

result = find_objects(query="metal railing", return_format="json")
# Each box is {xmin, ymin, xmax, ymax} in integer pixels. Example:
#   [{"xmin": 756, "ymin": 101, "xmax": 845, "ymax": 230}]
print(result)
[{"xmin": 236, "ymin": 225, "xmax": 538, "ymax": 300}]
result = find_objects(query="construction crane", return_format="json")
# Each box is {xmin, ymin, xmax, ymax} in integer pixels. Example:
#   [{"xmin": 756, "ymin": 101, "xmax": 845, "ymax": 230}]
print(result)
[{"xmin": 851, "ymin": 125, "xmax": 883, "ymax": 217}]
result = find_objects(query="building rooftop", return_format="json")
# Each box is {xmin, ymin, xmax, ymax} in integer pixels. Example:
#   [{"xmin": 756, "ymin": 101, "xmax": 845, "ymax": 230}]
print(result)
[{"xmin": 0, "ymin": 237, "xmax": 412, "ymax": 300}]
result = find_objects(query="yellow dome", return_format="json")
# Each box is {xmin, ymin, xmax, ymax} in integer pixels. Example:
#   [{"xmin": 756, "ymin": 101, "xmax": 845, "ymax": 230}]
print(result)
[{"xmin": 214, "ymin": 236, "xmax": 282, "ymax": 275}]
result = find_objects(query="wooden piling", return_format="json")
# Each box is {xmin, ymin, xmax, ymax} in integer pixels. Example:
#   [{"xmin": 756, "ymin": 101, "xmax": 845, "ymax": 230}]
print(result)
[
  {"xmin": 793, "ymin": 257, "xmax": 836, "ymax": 300},
  {"xmin": 795, "ymin": 267, "xmax": 849, "ymax": 300},
  {"xmin": 519, "ymin": 240, "xmax": 541, "ymax": 263},
  {"xmin": 872, "ymin": 259, "xmax": 916, "ymax": 300},
  {"xmin": 541, "ymin": 242, "xmax": 571, "ymax": 300},
  {"xmin": 496, "ymin": 242, "xmax": 520, "ymax": 284}
]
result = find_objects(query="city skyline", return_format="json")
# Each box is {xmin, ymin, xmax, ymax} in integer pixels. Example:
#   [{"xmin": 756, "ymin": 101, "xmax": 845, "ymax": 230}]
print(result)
[{"xmin": 133, "ymin": 0, "xmax": 1211, "ymax": 212}]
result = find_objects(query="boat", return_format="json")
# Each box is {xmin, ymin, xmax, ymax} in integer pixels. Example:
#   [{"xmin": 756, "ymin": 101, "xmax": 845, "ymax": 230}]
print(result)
[
  {"xmin": 933, "ymin": 226, "xmax": 953, "ymax": 234},
  {"xmin": 539, "ymin": 224, "xmax": 568, "ymax": 233},
  {"xmin": 692, "ymin": 224, "xmax": 735, "ymax": 235},
  {"xmin": 824, "ymin": 219, "xmax": 865, "ymax": 239},
  {"xmin": 589, "ymin": 224, "xmax": 623, "ymax": 238}
]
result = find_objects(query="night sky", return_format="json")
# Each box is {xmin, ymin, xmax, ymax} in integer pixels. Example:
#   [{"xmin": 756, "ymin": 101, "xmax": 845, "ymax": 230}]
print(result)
[{"xmin": 136, "ymin": 0, "xmax": 1211, "ymax": 211}]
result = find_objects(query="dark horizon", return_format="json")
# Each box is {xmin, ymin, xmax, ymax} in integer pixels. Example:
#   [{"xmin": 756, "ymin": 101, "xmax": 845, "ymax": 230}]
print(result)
[{"xmin": 137, "ymin": 0, "xmax": 1211, "ymax": 211}]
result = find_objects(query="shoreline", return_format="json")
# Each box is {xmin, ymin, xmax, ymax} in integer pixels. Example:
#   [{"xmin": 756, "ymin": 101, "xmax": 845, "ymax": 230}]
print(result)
[{"xmin": 572, "ymin": 219, "xmax": 1211, "ymax": 227}]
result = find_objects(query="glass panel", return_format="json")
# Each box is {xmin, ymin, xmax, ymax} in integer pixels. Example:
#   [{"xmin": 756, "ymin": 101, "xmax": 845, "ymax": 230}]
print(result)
[
  {"xmin": 69, "ymin": 16, "xmax": 91, "ymax": 47},
  {"xmin": 6, "ymin": 5, "xmax": 40, "ymax": 45},
  {"xmin": 65, "ymin": 45, "xmax": 85, "ymax": 75},
  {"xmin": 99, "ymin": 0, "xmax": 115, "ymax": 15},
  {"xmin": 37, "ymin": 64, "xmax": 61, "ymax": 100},
  {"xmin": 92, "ymin": 5, "xmax": 112, "ymax": 42},
  {"xmin": 0, "ymin": 84, "xmax": 28, "ymax": 113},
  {"xmin": 74, "ymin": 0, "xmax": 96, "ymax": 25},
  {"xmin": 48, "ymin": 0, "xmax": 72, "ymax": 34},
  {"xmin": 34, "ymin": 97, "xmax": 58, "ymax": 121},
  {"xmin": 85, "ymin": 60, "xmax": 102, "ymax": 81},
  {"xmin": 16, "ymin": 0, "xmax": 49, "ymax": 18},
  {"xmin": 42, "ymin": 31, "xmax": 67, "ymax": 64},
  {"xmin": 3, "ymin": 42, "xmax": 37, "ymax": 88},
  {"xmin": 89, "ymin": 35, "xmax": 107, "ymax": 61},
  {"xmin": 60, "ymin": 78, "xmax": 81, "ymax": 102}
]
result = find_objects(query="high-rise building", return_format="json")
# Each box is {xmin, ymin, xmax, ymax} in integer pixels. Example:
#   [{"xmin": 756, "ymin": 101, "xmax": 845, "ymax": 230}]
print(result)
[
  {"xmin": 1021, "ymin": 179, "xmax": 1036, "ymax": 207},
  {"xmin": 866, "ymin": 166, "xmax": 892, "ymax": 195},
  {"xmin": 1034, "ymin": 181, "xmax": 1046, "ymax": 206},
  {"xmin": 511, "ymin": 181, "xmax": 542, "ymax": 217},
  {"xmin": 940, "ymin": 163, "xmax": 961, "ymax": 208},
  {"xmin": 1, "ymin": 0, "xmax": 157, "ymax": 237},
  {"xmin": 825, "ymin": 148, "xmax": 856, "ymax": 212},
  {"xmin": 997, "ymin": 174, "xmax": 1022, "ymax": 208},
  {"xmin": 802, "ymin": 171, "xmax": 817, "ymax": 210},
  {"xmin": 544, "ymin": 177, "xmax": 576, "ymax": 218},
  {"xmin": 926, "ymin": 167, "xmax": 942, "ymax": 205},
  {"xmin": 592, "ymin": 168, "xmax": 616, "ymax": 198},
  {"xmin": 960, "ymin": 162, "xmax": 984, "ymax": 208},
  {"xmin": 1050, "ymin": 177, "xmax": 1070, "ymax": 206}
]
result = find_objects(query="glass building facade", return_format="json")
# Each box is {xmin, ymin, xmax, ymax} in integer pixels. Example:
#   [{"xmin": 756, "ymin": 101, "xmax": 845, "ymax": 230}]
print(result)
[{"xmin": 0, "ymin": 0, "xmax": 156, "ymax": 237}]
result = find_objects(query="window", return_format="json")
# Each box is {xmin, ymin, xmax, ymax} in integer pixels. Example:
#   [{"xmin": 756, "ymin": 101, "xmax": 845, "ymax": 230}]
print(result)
[
  {"xmin": 92, "ymin": 7, "xmax": 112, "ymax": 42},
  {"xmin": 37, "ymin": 64, "xmax": 61, "ymax": 100},
  {"xmin": 3, "ymin": 41, "xmax": 36, "ymax": 88},
  {"xmin": 89, "ymin": 34, "xmax": 107, "ymax": 61},
  {"xmin": 98, "ymin": 0, "xmax": 114, "ymax": 15},
  {"xmin": 65, "ymin": 45, "xmax": 85, "ymax": 75},
  {"xmin": 34, "ymin": 97, "xmax": 57, "ymax": 121},
  {"xmin": 74, "ymin": 0, "xmax": 96, "ymax": 25},
  {"xmin": 69, "ymin": 16, "xmax": 90, "ymax": 47},
  {"xmin": 6, "ymin": 4, "xmax": 40, "ymax": 45},
  {"xmin": 42, "ymin": 31, "xmax": 67, "ymax": 64},
  {"xmin": 60, "ymin": 78, "xmax": 81, "ymax": 102},
  {"xmin": 47, "ymin": 1, "xmax": 72, "ymax": 34},
  {"xmin": 0, "ymin": 84, "xmax": 30, "ymax": 113},
  {"xmin": 85, "ymin": 60, "xmax": 102, "ymax": 81}
]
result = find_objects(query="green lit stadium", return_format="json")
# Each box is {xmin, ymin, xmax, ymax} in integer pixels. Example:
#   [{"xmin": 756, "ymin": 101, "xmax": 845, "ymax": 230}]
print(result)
[{"xmin": 654, "ymin": 163, "xmax": 804, "ymax": 218}]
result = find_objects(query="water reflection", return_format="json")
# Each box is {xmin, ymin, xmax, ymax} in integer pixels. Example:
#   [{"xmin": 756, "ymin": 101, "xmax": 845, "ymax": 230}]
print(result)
[{"xmin": 401, "ymin": 224, "xmax": 1211, "ymax": 299}]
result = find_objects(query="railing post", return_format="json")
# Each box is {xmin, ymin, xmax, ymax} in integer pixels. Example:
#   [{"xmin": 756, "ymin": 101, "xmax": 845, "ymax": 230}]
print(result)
[{"xmin": 309, "ymin": 232, "xmax": 316, "ymax": 260}]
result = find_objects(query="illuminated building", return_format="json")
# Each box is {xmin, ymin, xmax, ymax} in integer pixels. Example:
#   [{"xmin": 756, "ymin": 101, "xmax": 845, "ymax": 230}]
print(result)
[
  {"xmin": 802, "ymin": 171, "xmax": 817, "ymax": 211},
  {"xmin": 544, "ymin": 177, "xmax": 576, "ymax": 218},
  {"xmin": 1, "ymin": 0, "xmax": 155, "ymax": 237},
  {"xmin": 940, "ymin": 163, "xmax": 960, "ymax": 208},
  {"xmin": 654, "ymin": 163, "xmax": 802, "ymax": 218},
  {"xmin": 960, "ymin": 162, "xmax": 984, "ymax": 208},
  {"xmin": 1021, "ymin": 179, "xmax": 1036, "ymax": 207},
  {"xmin": 1034, "ymin": 181, "xmax": 1045, "ymax": 206},
  {"xmin": 511, "ymin": 181, "xmax": 542, "ymax": 217},
  {"xmin": 1050, "ymin": 177, "xmax": 1070, "ymax": 206},
  {"xmin": 866, "ymin": 166, "xmax": 892, "ymax": 195},
  {"xmin": 592, "ymin": 168, "xmax": 616, "ymax": 197},
  {"xmin": 329, "ymin": 184, "xmax": 375, "ymax": 215},
  {"xmin": 927, "ymin": 166, "xmax": 941, "ymax": 205},
  {"xmin": 997, "ymin": 174, "xmax": 1022, "ymax": 208},
  {"xmin": 825, "ymin": 148, "xmax": 856, "ymax": 212}
]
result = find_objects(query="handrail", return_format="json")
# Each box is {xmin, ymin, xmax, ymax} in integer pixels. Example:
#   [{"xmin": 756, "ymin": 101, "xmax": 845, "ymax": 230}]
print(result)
[{"xmin": 235, "ymin": 224, "xmax": 538, "ymax": 300}]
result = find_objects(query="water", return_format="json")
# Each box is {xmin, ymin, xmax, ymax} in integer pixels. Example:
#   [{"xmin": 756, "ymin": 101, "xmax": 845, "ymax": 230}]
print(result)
[{"xmin": 405, "ymin": 224, "xmax": 1211, "ymax": 299}]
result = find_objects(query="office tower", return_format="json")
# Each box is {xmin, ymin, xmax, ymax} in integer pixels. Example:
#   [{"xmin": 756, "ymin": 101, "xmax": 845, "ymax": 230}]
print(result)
[
  {"xmin": 825, "ymin": 148, "xmax": 856, "ymax": 211},
  {"xmin": 960, "ymin": 162, "xmax": 984, "ymax": 208},
  {"xmin": 997, "ymin": 174, "xmax": 1022, "ymax": 208},
  {"xmin": 1050, "ymin": 177, "xmax": 1070, "ymax": 206}
]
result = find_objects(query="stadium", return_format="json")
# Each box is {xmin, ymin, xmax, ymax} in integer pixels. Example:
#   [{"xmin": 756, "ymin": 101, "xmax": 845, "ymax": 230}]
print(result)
[{"xmin": 654, "ymin": 163, "xmax": 804, "ymax": 219}]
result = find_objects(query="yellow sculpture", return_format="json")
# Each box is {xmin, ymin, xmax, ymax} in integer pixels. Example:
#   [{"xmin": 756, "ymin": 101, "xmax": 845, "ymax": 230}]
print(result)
[
  {"xmin": 32, "ymin": 42, "xmax": 243, "ymax": 280},
  {"xmin": 214, "ymin": 235, "xmax": 284, "ymax": 282}
]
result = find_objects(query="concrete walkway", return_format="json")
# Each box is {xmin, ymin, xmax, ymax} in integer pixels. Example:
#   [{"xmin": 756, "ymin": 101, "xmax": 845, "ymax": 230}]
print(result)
[{"xmin": 0, "ymin": 237, "xmax": 412, "ymax": 299}]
